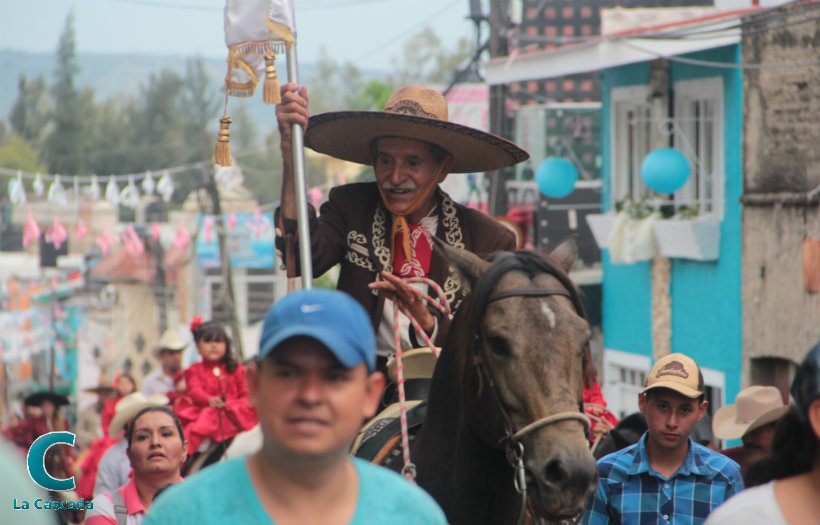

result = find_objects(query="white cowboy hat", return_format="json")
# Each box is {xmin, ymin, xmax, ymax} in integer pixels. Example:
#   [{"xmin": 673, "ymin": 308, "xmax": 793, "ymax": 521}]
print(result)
[
  {"xmin": 712, "ymin": 385, "xmax": 789, "ymax": 440},
  {"xmin": 154, "ymin": 328, "xmax": 188, "ymax": 356},
  {"xmin": 304, "ymin": 85, "xmax": 529, "ymax": 174},
  {"xmin": 109, "ymin": 392, "xmax": 169, "ymax": 438}
]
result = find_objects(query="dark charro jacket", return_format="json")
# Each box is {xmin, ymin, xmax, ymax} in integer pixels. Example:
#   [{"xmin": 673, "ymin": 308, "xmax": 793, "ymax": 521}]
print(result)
[{"xmin": 275, "ymin": 182, "xmax": 516, "ymax": 346}]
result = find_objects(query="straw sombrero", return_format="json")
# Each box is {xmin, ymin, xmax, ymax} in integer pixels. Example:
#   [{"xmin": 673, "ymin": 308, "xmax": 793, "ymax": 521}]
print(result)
[
  {"xmin": 108, "ymin": 392, "xmax": 169, "ymax": 438},
  {"xmin": 304, "ymin": 85, "xmax": 529, "ymax": 174},
  {"xmin": 712, "ymin": 385, "xmax": 789, "ymax": 440}
]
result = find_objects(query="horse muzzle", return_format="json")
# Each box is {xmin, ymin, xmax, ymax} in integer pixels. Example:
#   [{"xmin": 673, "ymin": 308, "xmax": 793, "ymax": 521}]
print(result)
[{"xmin": 526, "ymin": 451, "xmax": 599, "ymax": 520}]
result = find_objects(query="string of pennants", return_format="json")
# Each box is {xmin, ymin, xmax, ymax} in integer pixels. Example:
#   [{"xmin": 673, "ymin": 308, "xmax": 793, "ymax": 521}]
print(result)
[{"xmin": 0, "ymin": 163, "xmax": 269, "ymax": 257}]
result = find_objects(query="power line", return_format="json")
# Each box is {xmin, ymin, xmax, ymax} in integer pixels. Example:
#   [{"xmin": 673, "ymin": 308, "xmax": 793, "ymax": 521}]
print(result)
[{"xmin": 353, "ymin": 0, "xmax": 463, "ymax": 62}]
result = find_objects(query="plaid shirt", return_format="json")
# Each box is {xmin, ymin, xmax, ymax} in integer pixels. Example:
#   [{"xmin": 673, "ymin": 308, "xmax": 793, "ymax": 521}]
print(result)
[{"xmin": 582, "ymin": 432, "xmax": 743, "ymax": 525}]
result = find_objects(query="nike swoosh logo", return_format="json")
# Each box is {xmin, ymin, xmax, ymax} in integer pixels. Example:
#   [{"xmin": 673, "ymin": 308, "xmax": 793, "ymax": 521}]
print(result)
[{"xmin": 300, "ymin": 304, "xmax": 323, "ymax": 314}]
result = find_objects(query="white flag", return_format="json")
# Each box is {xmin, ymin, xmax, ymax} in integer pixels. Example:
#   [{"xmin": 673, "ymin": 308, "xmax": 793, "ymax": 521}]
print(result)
[{"xmin": 223, "ymin": 0, "xmax": 295, "ymax": 102}]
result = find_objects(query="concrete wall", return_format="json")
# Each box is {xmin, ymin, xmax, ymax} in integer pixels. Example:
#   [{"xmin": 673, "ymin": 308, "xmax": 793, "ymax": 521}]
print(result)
[{"xmin": 741, "ymin": 2, "xmax": 820, "ymax": 373}]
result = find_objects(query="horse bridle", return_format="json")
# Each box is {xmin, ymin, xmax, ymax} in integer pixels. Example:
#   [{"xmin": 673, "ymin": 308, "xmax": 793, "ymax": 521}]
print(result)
[{"xmin": 477, "ymin": 286, "xmax": 591, "ymax": 525}]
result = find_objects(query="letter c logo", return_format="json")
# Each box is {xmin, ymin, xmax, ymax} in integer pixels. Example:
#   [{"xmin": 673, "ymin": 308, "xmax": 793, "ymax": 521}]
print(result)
[{"xmin": 27, "ymin": 432, "xmax": 76, "ymax": 491}]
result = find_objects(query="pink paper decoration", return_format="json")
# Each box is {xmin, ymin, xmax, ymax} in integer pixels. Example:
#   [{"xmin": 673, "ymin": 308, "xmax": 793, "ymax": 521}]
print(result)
[
  {"xmin": 204, "ymin": 216, "xmax": 214, "ymax": 244},
  {"xmin": 96, "ymin": 226, "xmax": 118, "ymax": 257},
  {"xmin": 246, "ymin": 208, "xmax": 271, "ymax": 240},
  {"xmin": 151, "ymin": 222, "xmax": 161, "ymax": 242},
  {"xmin": 23, "ymin": 211, "xmax": 41, "ymax": 247},
  {"xmin": 227, "ymin": 214, "xmax": 236, "ymax": 230},
  {"xmin": 76, "ymin": 219, "xmax": 89, "ymax": 240},
  {"xmin": 44, "ymin": 218, "xmax": 68, "ymax": 249},
  {"xmin": 309, "ymin": 187, "xmax": 323, "ymax": 207},
  {"xmin": 122, "ymin": 224, "xmax": 144, "ymax": 256},
  {"xmin": 174, "ymin": 220, "xmax": 191, "ymax": 250}
]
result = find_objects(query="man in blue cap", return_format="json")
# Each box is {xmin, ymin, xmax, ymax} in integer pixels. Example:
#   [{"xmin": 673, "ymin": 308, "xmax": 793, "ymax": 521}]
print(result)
[{"xmin": 144, "ymin": 289, "xmax": 446, "ymax": 525}]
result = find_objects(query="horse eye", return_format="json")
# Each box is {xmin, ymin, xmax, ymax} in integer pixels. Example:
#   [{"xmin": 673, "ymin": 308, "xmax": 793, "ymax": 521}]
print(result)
[{"xmin": 487, "ymin": 336, "xmax": 511, "ymax": 357}]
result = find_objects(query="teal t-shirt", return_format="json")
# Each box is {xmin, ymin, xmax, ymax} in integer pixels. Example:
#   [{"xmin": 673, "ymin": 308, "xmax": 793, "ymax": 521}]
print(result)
[{"xmin": 143, "ymin": 455, "xmax": 447, "ymax": 525}]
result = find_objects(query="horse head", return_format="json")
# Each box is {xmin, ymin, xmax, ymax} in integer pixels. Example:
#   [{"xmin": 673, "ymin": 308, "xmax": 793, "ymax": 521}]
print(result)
[{"xmin": 437, "ymin": 238, "xmax": 598, "ymax": 521}]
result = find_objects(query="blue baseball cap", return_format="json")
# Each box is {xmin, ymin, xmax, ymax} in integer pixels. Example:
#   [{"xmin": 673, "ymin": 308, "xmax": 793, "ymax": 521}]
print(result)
[{"xmin": 258, "ymin": 289, "xmax": 376, "ymax": 371}]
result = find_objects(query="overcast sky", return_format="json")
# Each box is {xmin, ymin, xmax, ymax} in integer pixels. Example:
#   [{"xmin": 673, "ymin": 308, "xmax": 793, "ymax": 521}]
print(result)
[{"xmin": 0, "ymin": 0, "xmax": 477, "ymax": 72}]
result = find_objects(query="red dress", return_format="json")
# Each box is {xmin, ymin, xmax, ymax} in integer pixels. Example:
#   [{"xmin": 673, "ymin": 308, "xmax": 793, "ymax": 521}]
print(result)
[
  {"xmin": 173, "ymin": 360, "xmax": 257, "ymax": 453},
  {"xmin": 100, "ymin": 396, "xmax": 122, "ymax": 436}
]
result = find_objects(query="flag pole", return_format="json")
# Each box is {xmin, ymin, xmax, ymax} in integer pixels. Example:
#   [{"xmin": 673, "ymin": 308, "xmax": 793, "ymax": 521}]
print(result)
[{"xmin": 285, "ymin": 33, "xmax": 313, "ymax": 290}]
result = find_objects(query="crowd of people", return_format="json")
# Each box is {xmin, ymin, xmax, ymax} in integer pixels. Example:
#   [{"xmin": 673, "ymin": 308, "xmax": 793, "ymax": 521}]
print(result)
[{"xmin": 0, "ymin": 82, "xmax": 816, "ymax": 525}]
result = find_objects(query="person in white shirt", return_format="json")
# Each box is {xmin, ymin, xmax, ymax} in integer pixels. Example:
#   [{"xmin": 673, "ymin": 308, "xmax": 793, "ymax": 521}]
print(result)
[
  {"xmin": 705, "ymin": 342, "xmax": 820, "ymax": 525},
  {"xmin": 141, "ymin": 329, "xmax": 187, "ymax": 397}
]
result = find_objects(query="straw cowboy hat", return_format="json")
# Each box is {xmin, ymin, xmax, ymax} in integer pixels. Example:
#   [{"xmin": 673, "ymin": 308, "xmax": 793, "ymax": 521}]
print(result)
[
  {"xmin": 304, "ymin": 85, "xmax": 529, "ymax": 174},
  {"xmin": 154, "ymin": 328, "xmax": 189, "ymax": 357},
  {"xmin": 83, "ymin": 378, "xmax": 116, "ymax": 395},
  {"xmin": 108, "ymin": 392, "xmax": 169, "ymax": 438},
  {"xmin": 713, "ymin": 385, "xmax": 789, "ymax": 440}
]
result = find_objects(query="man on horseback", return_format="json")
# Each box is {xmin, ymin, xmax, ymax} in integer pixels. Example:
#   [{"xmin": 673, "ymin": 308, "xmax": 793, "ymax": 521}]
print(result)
[
  {"xmin": 143, "ymin": 288, "xmax": 446, "ymax": 525},
  {"xmin": 275, "ymin": 84, "xmax": 528, "ymax": 360}
]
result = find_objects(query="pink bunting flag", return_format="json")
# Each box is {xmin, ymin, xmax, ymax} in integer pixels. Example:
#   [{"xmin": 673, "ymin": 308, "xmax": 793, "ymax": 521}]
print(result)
[
  {"xmin": 151, "ymin": 222, "xmax": 162, "ymax": 242},
  {"xmin": 123, "ymin": 224, "xmax": 144, "ymax": 256},
  {"xmin": 175, "ymin": 220, "xmax": 191, "ymax": 250},
  {"xmin": 23, "ymin": 211, "xmax": 41, "ymax": 247},
  {"xmin": 204, "ymin": 216, "xmax": 214, "ymax": 244},
  {"xmin": 44, "ymin": 218, "xmax": 68, "ymax": 249},
  {"xmin": 227, "ymin": 214, "xmax": 236, "ymax": 230},
  {"xmin": 76, "ymin": 219, "xmax": 89, "ymax": 240},
  {"xmin": 246, "ymin": 207, "xmax": 271, "ymax": 239},
  {"xmin": 96, "ymin": 226, "xmax": 118, "ymax": 257}
]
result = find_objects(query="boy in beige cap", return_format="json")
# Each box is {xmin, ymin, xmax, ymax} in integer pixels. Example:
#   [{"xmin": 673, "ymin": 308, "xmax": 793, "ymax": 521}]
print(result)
[{"xmin": 583, "ymin": 353, "xmax": 744, "ymax": 525}]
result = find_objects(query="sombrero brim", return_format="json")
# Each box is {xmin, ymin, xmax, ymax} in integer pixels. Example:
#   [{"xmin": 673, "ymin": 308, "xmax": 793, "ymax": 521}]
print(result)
[
  {"xmin": 305, "ymin": 111, "xmax": 529, "ymax": 174},
  {"xmin": 25, "ymin": 392, "xmax": 70, "ymax": 407}
]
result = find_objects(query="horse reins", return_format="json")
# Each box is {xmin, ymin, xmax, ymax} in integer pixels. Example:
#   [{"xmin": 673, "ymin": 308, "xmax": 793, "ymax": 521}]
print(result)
[{"xmin": 480, "ymin": 286, "xmax": 592, "ymax": 525}]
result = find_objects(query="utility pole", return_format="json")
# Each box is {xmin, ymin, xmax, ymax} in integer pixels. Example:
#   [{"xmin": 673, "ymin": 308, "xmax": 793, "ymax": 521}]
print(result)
[
  {"xmin": 201, "ymin": 166, "xmax": 245, "ymax": 359},
  {"xmin": 487, "ymin": 0, "xmax": 510, "ymax": 217}
]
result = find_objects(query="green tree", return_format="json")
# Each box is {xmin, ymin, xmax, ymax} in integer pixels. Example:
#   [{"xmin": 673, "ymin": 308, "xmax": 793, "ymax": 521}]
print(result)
[
  {"xmin": 9, "ymin": 74, "xmax": 49, "ymax": 144},
  {"xmin": 42, "ymin": 11, "xmax": 89, "ymax": 175},
  {"xmin": 0, "ymin": 133, "xmax": 47, "ymax": 173},
  {"xmin": 388, "ymin": 26, "xmax": 472, "ymax": 86}
]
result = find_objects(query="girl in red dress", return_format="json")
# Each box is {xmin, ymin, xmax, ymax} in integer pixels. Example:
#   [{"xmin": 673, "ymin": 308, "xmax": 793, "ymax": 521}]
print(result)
[{"xmin": 173, "ymin": 318, "xmax": 257, "ymax": 454}]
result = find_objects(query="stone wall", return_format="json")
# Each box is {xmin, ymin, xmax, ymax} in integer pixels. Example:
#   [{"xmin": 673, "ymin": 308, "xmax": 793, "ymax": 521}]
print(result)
[{"xmin": 741, "ymin": 2, "xmax": 820, "ymax": 374}]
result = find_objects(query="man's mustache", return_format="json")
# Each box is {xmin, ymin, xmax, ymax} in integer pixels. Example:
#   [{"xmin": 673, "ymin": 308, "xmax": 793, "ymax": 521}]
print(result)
[{"xmin": 382, "ymin": 181, "xmax": 418, "ymax": 191}]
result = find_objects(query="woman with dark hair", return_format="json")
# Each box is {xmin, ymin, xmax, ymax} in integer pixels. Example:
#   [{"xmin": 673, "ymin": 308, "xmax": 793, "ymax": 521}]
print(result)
[
  {"xmin": 85, "ymin": 406, "xmax": 187, "ymax": 525},
  {"xmin": 705, "ymin": 342, "xmax": 820, "ymax": 525},
  {"xmin": 172, "ymin": 318, "xmax": 257, "ymax": 457}
]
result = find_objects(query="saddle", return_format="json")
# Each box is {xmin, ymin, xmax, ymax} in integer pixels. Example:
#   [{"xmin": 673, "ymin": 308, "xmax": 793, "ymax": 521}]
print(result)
[{"xmin": 351, "ymin": 348, "xmax": 437, "ymax": 465}]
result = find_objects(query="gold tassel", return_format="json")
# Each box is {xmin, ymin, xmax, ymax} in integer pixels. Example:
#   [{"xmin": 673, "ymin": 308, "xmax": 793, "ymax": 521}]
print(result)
[
  {"xmin": 263, "ymin": 53, "xmax": 281, "ymax": 105},
  {"xmin": 214, "ymin": 116, "xmax": 233, "ymax": 166}
]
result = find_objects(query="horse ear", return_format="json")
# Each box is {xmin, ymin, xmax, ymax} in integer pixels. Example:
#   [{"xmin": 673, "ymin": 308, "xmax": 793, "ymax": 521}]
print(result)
[
  {"xmin": 550, "ymin": 236, "xmax": 578, "ymax": 274},
  {"xmin": 432, "ymin": 237, "xmax": 490, "ymax": 286}
]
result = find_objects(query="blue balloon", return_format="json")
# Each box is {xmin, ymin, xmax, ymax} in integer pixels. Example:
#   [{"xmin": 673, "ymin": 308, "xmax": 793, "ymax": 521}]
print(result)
[
  {"xmin": 640, "ymin": 148, "xmax": 691, "ymax": 194},
  {"xmin": 535, "ymin": 157, "xmax": 578, "ymax": 199}
]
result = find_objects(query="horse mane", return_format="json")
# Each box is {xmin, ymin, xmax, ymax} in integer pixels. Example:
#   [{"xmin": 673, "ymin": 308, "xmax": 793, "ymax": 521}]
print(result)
[{"xmin": 446, "ymin": 249, "xmax": 589, "ymax": 406}]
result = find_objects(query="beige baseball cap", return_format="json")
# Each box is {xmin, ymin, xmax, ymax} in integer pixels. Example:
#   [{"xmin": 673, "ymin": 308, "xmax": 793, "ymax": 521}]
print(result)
[{"xmin": 641, "ymin": 353, "xmax": 704, "ymax": 399}]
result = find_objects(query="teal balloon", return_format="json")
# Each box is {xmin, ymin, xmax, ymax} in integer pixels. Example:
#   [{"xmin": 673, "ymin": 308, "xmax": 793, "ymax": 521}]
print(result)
[
  {"xmin": 535, "ymin": 157, "xmax": 578, "ymax": 198},
  {"xmin": 641, "ymin": 148, "xmax": 691, "ymax": 194}
]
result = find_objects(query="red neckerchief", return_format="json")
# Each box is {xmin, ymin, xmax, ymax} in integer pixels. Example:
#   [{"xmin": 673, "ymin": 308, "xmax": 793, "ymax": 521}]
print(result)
[{"xmin": 392, "ymin": 221, "xmax": 433, "ymax": 277}]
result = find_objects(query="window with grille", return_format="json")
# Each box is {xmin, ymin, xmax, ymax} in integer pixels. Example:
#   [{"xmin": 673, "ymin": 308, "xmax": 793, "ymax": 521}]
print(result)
[{"xmin": 674, "ymin": 77, "xmax": 724, "ymax": 218}]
